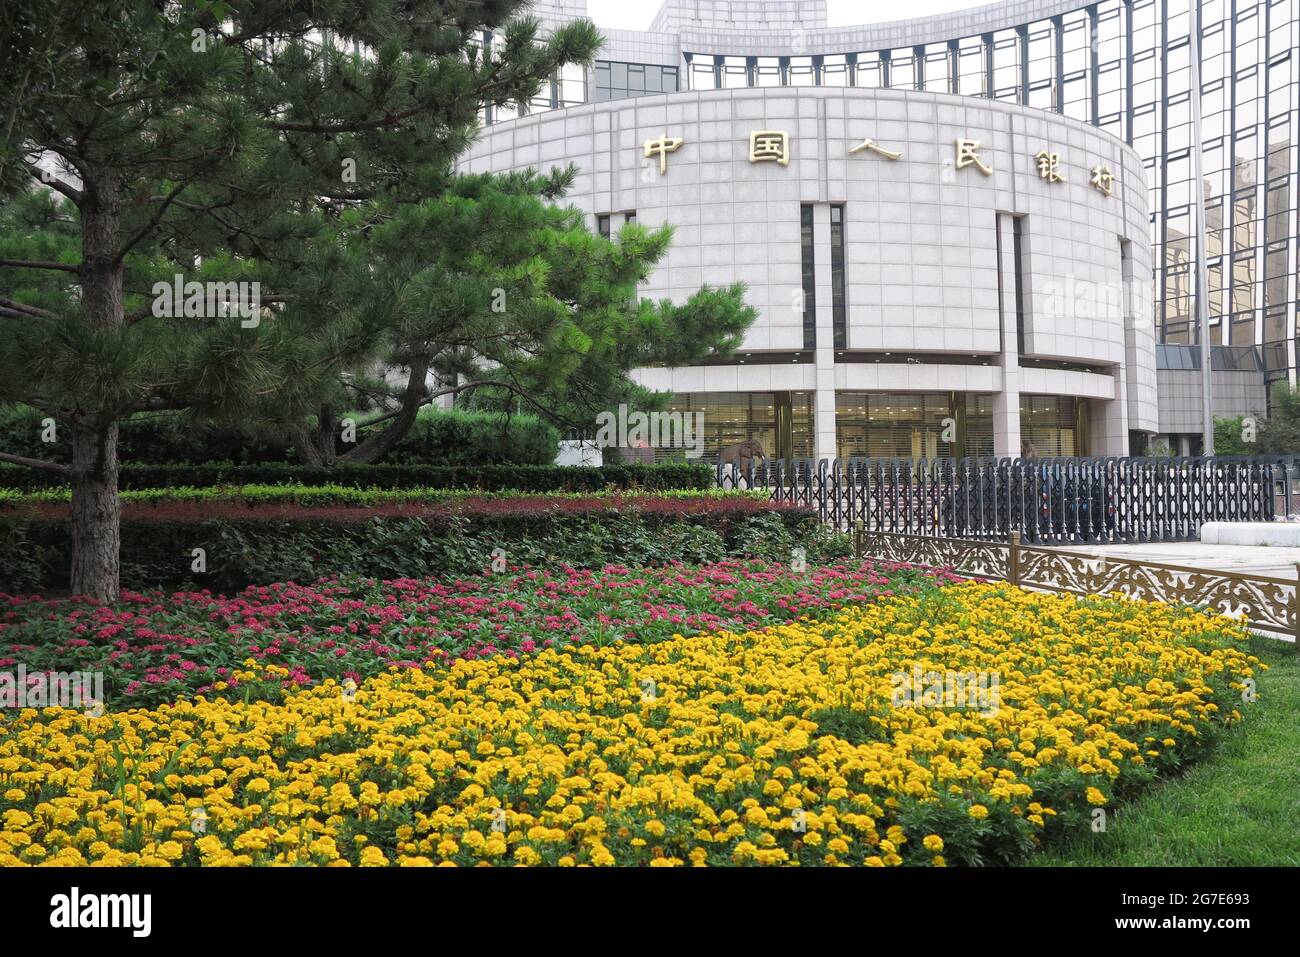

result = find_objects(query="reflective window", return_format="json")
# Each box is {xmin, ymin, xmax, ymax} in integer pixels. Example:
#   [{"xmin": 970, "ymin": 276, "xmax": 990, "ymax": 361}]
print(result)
[
  {"xmin": 836, "ymin": 393, "xmax": 959, "ymax": 459},
  {"xmin": 594, "ymin": 60, "xmax": 677, "ymax": 101},
  {"xmin": 831, "ymin": 205, "xmax": 847, "ymax": 349},
  {"xmin": 800, "ymin": 204, "xmax": 817, "ymax": 351},
  {"xmin": 1020, "ymin": 395, "xmax": 1081, "ymax": 457},
  {"xmin": 666, "ymin": 392, "xmax": 815, "ymax": 463}
]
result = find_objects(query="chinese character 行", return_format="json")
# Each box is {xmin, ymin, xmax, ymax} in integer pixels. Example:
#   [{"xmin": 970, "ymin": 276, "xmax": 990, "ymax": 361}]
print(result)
[
  {"xmin": 1090, "ymin": 163, "xmax": 1115, "ymax": 197},
  {"xmin": 1034, "ymin": 149, "xmax": 1065, "ymax": 183},
  {"xmin": 955, "ymin": 137, "xmax": 993, "ymax": 176},
  {"xmin": 848, "ymin": 137, "xmax": 902, "ymax": 160},
  {"xmin": 749, "ymin": 130, "xmax": 790, "ymax": 165},
  {"xmin": 643, "ymin": 134, "xmax": 684, "ymax": 175}
]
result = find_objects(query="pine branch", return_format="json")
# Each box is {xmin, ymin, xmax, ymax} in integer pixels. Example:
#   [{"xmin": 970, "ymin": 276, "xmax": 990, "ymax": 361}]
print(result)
[
  {"xmin": 23, "ymin": 159, "xmax": 82, "ymax": 204},
  {"xmin": 0, "ymin": 451, "xmax": 70, "ymax": 475},
  {"xmin": 113, "ymin": 180, "xmax": 191, "ymax": 265},
  {"xmin": 0, "ymin": 297, "xmax": 55, "ymax": 320},
  {"xmin": 0, "ymin": 257, "xmax": 80, "ymax": 273},
  {"xmin": 351, "ymin": 378, "xmax": 508, "ymax": 429}
]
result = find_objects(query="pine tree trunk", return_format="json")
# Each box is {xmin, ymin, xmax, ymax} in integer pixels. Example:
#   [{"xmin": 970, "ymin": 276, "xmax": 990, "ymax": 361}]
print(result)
[
  {"xmin": 69, "ymin": 422, "xmax": 120, "ymax": 601},
  {"xmin": 71, "ymin": 171, "xmax": 125, "ymax": 601},
  {"xmin": 338, "ymin": 358, "xmax": 430, "ymax": 464}
]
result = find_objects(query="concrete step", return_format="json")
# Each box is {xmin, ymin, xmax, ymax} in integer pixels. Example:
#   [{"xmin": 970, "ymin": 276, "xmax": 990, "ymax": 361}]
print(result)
[{"xmin": 1201, "ymin": 522, "xmax": 1300, "ymax": 546}]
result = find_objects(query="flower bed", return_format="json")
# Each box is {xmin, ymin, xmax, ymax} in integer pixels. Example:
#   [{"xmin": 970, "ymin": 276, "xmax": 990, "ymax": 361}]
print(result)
[
  {"xmin": 0, "ymin": 560, "xmax": 947, "ymax": 709},
  {"xmin": 0, "ymin": 582, "xmax": 1260, "ymax": 866}
]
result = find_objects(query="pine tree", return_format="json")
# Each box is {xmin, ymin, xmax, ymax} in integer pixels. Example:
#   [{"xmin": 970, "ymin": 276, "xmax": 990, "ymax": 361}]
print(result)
[
  {"xmin": 281, "ymin": 167, "xmax": 755, "ymax": 464},
  {"xmin": 0, "ymin": 0, "xmax": 604, "ymax": 599}
]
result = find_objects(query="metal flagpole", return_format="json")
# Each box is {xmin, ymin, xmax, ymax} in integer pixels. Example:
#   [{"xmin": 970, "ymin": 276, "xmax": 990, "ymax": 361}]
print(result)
[{"xmin": 1188, "ymin": 1, "xmax": 1214, "ymax": 455}]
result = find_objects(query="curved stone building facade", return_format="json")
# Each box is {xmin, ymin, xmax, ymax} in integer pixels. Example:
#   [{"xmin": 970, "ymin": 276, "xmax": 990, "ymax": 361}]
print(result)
[
  {"xmin": 462, "ymin": 83, "xmax": 1153, "ymax": 460},
  {"xmin": 462, "ymin": 0, "xmax": 1297, "ymax": 458}
]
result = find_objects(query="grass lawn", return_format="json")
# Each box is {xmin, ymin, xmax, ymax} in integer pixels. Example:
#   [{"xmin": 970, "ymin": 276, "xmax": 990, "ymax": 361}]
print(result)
[{"xmin": 1036, "ymin": 635, "xmax": 1300, "ymax": 867}]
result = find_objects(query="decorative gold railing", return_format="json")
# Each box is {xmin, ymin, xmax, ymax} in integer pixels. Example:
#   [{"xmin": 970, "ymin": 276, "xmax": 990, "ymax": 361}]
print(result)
[{"xmin": 857, "ymin": 528, "xmax": 1297, "ymax": 641}]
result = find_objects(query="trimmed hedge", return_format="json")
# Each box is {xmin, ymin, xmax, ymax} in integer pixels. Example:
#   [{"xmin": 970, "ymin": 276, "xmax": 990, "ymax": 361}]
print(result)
[
  {"xmin": 0, "ymin": 461, "xmax": 714, "ymax": 493},
  {"xmin": 0, "ymin": 495, "xmax": 834, "ymax": 593},
  {"xmin": 1, "ymin": 485, "xmax": 757, "ymax": 509},
  {"xmin": 0, "ymin": 405, "xmax": 559, "ymax": 467}
]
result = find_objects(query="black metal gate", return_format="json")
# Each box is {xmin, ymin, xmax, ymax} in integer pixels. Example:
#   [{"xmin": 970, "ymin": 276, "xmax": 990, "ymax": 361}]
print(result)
[{"xmin": 717, "ymin": 455, "xmax": 1299, "ymax": 544}]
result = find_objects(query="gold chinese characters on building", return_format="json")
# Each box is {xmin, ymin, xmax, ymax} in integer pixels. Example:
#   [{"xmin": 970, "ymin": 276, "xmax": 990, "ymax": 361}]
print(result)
[
  {"xmin": 630, "ymin": 130, "xmax": 1117, "ymax": 207},
  {"xmin": 749, "ymin": 130, "xmax": 790, "ymax": 165},
  {"xmin": 643, "ymin": 135, "xmax": 683, "ymax": 175},
  {"xmin": 848, "ymin": 137, "xmax": 902, "ymax": 160},
  {"xmin": 1034, "ymin": 150, "xmax": 1065, "ymax": 183},
  {"xmin": 1090, "ymin": 163, "xmax": 1116, "ymax": 197},
  {"xmin": 955, "ymin": 137, "xmax": 993, "ymax": 176}
]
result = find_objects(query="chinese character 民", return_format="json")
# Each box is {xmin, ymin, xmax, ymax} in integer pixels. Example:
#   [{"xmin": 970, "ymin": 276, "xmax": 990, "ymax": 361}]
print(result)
[
  {"xmin": 848, "ymin": 137, "xmax": 902, "ymax": 160},
  {"xmin": 749, "ymin": 130, "xmax": 790, "ymax": 165},
  {"xmin": 1034, "ymin": 149, "xmax": 1065, "ymax": 183},
  {"xmin": 643, "ymin": 134, "xmax": 683, "ymax": 175},
  {"xmin": 1090, "ymin": 163, "xmax": 1115, "ymax": 196},
  {"xmin": 955, "ymin": 137, "xmax": 993, "ymax": 176}
]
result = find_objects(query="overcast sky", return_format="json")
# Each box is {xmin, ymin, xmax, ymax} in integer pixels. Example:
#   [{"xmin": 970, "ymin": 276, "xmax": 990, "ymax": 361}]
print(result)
[{"xmin": 583, "ymin": 0, "xmax": 993, "ymax": 31}]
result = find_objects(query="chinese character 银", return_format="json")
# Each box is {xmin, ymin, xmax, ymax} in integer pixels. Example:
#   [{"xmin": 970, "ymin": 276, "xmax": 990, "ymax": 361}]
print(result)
[{"xmin": 1034, "ymin": 149, "xmax": 1065, "ymax": 183}]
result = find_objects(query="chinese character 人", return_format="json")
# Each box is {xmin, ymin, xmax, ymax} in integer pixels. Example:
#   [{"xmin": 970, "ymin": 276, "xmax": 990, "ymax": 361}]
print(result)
[
  {"xmin": 643, "ymin": 134, "xmax": 683, "ymax": 174},
  {"xmin": 848, "ymin": 137, "xmax": 902, "ymax": 160},
  {"xmin": 1090, "ymin": 164, "xmax": 1115, "ymax": 197},
  {"xmin": 749, "ymin": 130, "xmax": 790, "ymax": 165},
  {"xmin": 955, "ymin": 137, "xmax": 993, "ymax": 176},
  {"xmin": 1034, "ymin": 149, "xmax": 1065, "ymax": 183}
]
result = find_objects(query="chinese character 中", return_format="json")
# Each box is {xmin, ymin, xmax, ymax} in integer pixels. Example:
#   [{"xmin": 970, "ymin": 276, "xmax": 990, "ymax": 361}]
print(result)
[
  {"xmin": 848, "ymin": 137, "xmax": 902, "ymax": 160},
  {"xmin": 955, "ymin": 137, "xmax": 993, "ymax": 176},
  {"xmin": 1034, "ymin": 149, "xmax": 1065, "ymax": 183},
  {"xmin": 1090, "ymin": 163, "xmax": 1115, "ymax": 197},
  {"xmin": 749, "ymin": 130, "xmax": 790, "ymax": 165},
  {"xmin": 643, "ymin": 134, "xmax": 683, "ymax": 174}
]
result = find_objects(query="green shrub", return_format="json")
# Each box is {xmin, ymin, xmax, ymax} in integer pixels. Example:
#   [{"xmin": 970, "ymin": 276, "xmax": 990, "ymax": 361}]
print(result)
[
  {"xmin": 0, "ymin": 461, "xmax": 715, "ymax": 492},
  {"xmin": 0, "ymin": 494, "xmax": 816, "ymax": 592},
  {"xmin": 385, "ymin": 407, "xmax": 559, "ymax": 466}
]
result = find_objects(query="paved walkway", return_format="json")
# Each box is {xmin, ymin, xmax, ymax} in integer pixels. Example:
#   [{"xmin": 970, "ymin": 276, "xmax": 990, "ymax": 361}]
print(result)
[{"xmin": 1045, "ymin": 542, "xmax": 1300, "ymax": 581}]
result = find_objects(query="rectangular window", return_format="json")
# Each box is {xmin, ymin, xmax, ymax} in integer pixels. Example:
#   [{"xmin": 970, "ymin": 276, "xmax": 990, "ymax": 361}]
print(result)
[
  {"xmin": 1019, "ymin": 395, "xmax": 1080, "ymax": 456},
  {"xmin": 1012, "ymin": 216, "xmax": 1026, "ymax": 355},
  {"xmin": 665, "ymin": 392, "xmax": 814, "ymax": 463},
  {"xmin": 963, "ymin": 394, "xmax": 996, "ymax": 458},
  {"xmin": 596, "ymin": 214, "xmax": 610, "ymax": 239},
  {"xmin": 835, "ymin": 392, "xmax": 955, "ymax": 459},
  {"xmin": 594, "ymin": 60, "xmax": 679, "ymax": 101},
  {"xmin": 800, "ymin": 204, "xmax": 817, "ymax": 350},
  {"xmin": 830, "ymin": 205, "xmax": 847, "ymax": 349}
]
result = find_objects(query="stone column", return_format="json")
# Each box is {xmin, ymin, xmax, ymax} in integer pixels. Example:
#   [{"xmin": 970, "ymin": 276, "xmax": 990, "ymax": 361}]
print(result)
[
  {"xmin": 993, "ymin": 213, "xmax": 1022, "ymax": 458},
  {"xmin": 813, "ymin": 203, "xmax": 838, "ymax": 461}
]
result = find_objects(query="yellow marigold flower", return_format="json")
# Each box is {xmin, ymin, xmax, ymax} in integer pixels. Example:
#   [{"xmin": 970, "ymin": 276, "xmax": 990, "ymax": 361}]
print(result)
[
  {"xmin": 968, "ymin": 805, "xmax": 989, "ymax": 820},
  {"xmin": 1085, "ymin": 787, "xmax": 1107, "ymax": 806},
  {"xmin": 922, "ymin": 835, "xmax": 944, "ymax": 853}
]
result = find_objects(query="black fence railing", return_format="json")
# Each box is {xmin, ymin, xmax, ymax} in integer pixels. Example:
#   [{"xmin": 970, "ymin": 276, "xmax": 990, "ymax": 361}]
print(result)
[{"xmin": 717, "ymin": 455, "xmax": 1300, "ymax": 544}]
